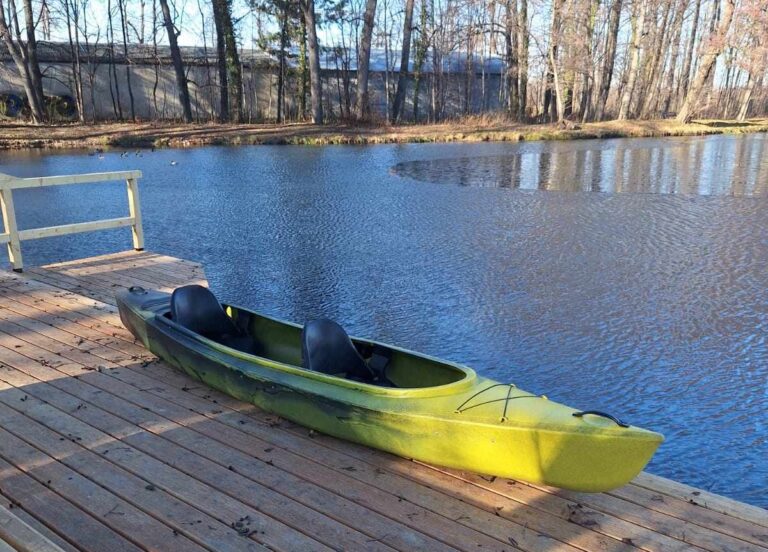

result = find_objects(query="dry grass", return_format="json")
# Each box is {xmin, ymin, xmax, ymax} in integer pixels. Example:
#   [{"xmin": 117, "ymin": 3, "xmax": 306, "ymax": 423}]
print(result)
[{"xmin": 0, "ymin": 117, "xmax": 766, "ymax": 150}]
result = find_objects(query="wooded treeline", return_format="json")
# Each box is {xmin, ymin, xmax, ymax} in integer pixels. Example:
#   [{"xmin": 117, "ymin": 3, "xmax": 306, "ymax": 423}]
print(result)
[{"xmin": 1, "ymin": 0, "xmax": 767, "ymax": 125}]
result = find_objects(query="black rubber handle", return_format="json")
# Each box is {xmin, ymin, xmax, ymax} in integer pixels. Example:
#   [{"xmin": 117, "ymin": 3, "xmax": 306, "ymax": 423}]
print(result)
[
  {"xmin": 572, "ymin": 410, "xmax": 629, "ymax": 428},
  {"xmin": 128, "ymin": 285, "xmax": 146, "ymax": 294}
]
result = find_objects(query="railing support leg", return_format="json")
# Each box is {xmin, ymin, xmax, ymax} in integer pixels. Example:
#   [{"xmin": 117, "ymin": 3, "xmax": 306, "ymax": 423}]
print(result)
[
  {"xmin": 126, "ymin": 177, "xmax": 145, "ymax": 251},
  {"xmin": 0, "ymin": 188, "xmax": 23, "ymax": 272}
]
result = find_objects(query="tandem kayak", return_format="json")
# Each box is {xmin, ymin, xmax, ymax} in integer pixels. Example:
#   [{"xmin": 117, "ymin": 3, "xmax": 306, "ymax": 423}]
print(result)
[{"xmin": 116, "ymin": 284, "xmax": 663, "ymax": 492}]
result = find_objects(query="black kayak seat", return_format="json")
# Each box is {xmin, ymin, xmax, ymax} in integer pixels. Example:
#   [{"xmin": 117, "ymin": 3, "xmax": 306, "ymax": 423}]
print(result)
[
  {"xmin": 170, "ymin": 285, "xmax": 257, "ymax": 354},
  {"xmin": 301, "ymin": 318, "xmax": 376, "ymax": 381}
]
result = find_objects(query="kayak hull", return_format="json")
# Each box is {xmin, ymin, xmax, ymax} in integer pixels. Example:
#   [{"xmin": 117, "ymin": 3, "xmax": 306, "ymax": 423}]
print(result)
[{"xmin": 118, "ymin": 288, "xmax": 663, "ymax": 492}]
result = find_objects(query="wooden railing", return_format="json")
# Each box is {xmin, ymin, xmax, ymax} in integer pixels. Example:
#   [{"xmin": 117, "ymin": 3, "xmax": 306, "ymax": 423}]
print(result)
[{"xmin": 0, "ymin": 170, "xmax": 144, "ymax": 272}]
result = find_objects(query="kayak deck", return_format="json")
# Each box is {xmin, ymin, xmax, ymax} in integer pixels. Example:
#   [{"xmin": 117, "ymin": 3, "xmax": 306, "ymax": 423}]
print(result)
[{"xmin": 0, "ymin": 250, "xmax": 765, "ymax": 552}]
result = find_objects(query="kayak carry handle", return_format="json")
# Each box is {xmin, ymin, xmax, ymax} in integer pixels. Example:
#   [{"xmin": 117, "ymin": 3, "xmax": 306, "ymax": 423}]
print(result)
[
  {"xmin": 128, "ymin": 286, "xmax": 147, "ymax": 294},
  {"xmin": 572, "ymin": 410, "xmax": 629, "ymax": 428}
]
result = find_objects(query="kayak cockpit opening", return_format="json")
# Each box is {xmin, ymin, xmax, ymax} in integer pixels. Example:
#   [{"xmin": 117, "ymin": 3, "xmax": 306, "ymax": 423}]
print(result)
[{"xmin": 165, "ymin": 284, "xmax": 470, "ymax": 390}]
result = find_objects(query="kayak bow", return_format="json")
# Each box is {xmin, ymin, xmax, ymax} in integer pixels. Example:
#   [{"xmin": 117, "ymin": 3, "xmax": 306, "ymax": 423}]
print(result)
[{"xmin": 117, "ymin": 285, "xmax": 663, "ymax": 492}]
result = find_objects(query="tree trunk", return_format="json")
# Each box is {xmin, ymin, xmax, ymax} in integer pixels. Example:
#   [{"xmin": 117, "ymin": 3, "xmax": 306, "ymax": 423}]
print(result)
[
  {"xmin": 21, "ymin": 0, "xmax": 45, "ymax": 121},
  {"xmin": 219, "ymin": 0, "xmax": 242, "ymax": 122},
  {"xmin": 517, "ymin": 0, "xmax": 528, "ymax": 118},
  {"xmin": 661, "ymin": 0, "xmax": 686, "ymax": 116},
  {"xmin": 579, "ymin": 0, "xmax": 600, "ymax": 121},
  {"xmin": 63, "ymin": 0, "xmax": 85, "ymax": 122},
  {"xmin": 617, "ymin": 1, "xmax": 646, "ymax": 120},
  {"xmin": 639, "ymin": 0, "xmax": 673, "ymax": 118},
  {"xmin": 299, "ymin": 15, "xmax": 308, "ymax": 118},
  {"xmin": 549, "ymin": 31, "xmax": 565, "ymax": 122},
  {"xmin": 301, "ymin": 0, "xmax": 323, "ymax": 124},
  {"xmin": 593, "ymin": 0, "xmax": 621, "ymax": 120},
  {"xmin": 677, "ymin": 0, "xmax": 701, "ymax": 104},
  {"xmin": 107, "ymin": 0, "xmax": 124, "ymax": 120},
  {"xmin": 276, "ymin": 4, "xmax": 288, "ymax": 122},
  {"xmin": 412, "ymin": 0, "xmax": 429, "ymax": 121},
  {"xmin": 159, "ymin": 0, "xmax": 193, "ymax": 122},
  {"xmin": 211, "ymin": 0, "xmax": 229, "ymax": 121},
  {"xmin": 677, "ymin": 0, "xmax": 735, "ymax": 123},
  {"xmin": 736, "ymin": 74, "xmax": 755, "ymax": 121},
  {"xmin": 0, "ymin": 0, "xmax": 44, "ymax": 122},
  {"xmin": 356, "ymin": 0, "xmax": 377, "ymax": 120},
  {"xmin": 504, "ymin": 0, "xmax": 519, "ymax": 116},
  {"xmin": 391, "ymin": 0, "xmax": 415, "ymax": 122},
  {"xmin": 118, "ymin": 0, "xmax": 136, "ymax": 121},
  {"xmin": 543, "ymin": 0, "xmax": 563, "ymax": 122}
]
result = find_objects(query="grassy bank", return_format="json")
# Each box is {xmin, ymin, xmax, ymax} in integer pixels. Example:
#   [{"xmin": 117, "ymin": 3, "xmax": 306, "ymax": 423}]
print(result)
[{"xmin": 1, "ymin": 117, "xmax": 766, "ymax": 150}]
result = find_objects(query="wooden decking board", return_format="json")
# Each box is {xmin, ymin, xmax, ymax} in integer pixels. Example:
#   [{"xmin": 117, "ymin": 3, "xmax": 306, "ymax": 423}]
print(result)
[
  {"xmin": 123, "ymin": 362, "xmax": 716, "ymax": 552},
  {"xmin": 0, "ymin": 425, "xmax": 208, "ymax": 552},
  {"xmin": 19, "ymin": 271, "xmax": 116, "ymax": 305},
  {"xmin": 0, "ymin": 319, "xmax": 517, "ymax": 551},
  {"xmin": 0, "ymin": 286, "xmax": 528, "ymax": 545},
  {"xmin": 0, "ymin": 278, "xmax": 592, "ymax": 542},
  {"xmin": 0, "ymin": 282, "xmax": 140, "ymax": 341},
  {"xmin": 0, "ymin": 378, "xmax": 270, "ymax": 552},
  {"xmin": 0, "ymin": 503, "xmax": 66, "ymax": 552},
  {"xmin": 120, "ymin": 350, "xmax": 756, "ymax": 550},
  {"xmin": 47, "ymin": 255, "xmax": 201, "ymax": 288},
  {"xmin": 0, "ymin": 381, "xmax": 301, "ymax": 552},
  {"xmin": 0, "ymin": 251, "xmax": 765, "ymax": 552},
  {"xmin": 0, "ymin": 298, "xmax": 481, "ymax": 551},
  {"xmin": 0, "ymin": 458, "xmax": 143, "ymax": 552},
  {"xmin": 608, "ymin": 482, "xmax": 768, "ymax": 546},
  {"xmin": 0, "ymin": 353, "xmax": 327, "ymax": 552},
  {"xmin": 2, "ymin": 505, "xmax": 79, "ymax": 552},
  {"xmin": 631, "ymin": 473, "xmax": 768, "ymax": 529},
  {"xmin": 121, "ymin": 354, "xmax": 756, "ymax": 552},
  {"xmin": 0, "ymin": 351, "xmax": 420, "ymax": 552},
  {"xmin": 443, "ymin": 469, "xmax": 763, "ymax": 552}
]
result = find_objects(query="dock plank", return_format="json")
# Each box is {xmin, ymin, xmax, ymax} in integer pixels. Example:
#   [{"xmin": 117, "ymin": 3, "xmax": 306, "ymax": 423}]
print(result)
[
  {"xmin": 0, "ymin": 503, "xmax": 66, "ymax": 552},
  {"xmin": 0, "ymin": 250, "xmax": 765, "ymax": 552}
]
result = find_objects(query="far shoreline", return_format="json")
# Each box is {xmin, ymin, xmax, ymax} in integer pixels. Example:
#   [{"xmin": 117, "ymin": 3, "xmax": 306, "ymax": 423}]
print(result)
[{"xmin": 1, "ymin": 117, "xmax": 766, "ymax": 151}]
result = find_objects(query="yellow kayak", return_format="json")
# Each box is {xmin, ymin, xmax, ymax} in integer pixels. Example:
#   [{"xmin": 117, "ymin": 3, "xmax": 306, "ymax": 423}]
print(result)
[{"xmin": 117, "ymin": 284, "xmax": 663, "ymax": 492}]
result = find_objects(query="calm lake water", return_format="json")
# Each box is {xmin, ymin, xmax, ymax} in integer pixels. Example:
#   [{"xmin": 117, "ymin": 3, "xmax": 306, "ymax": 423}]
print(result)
[{"xmin": 1, "ymin": 133, "xmax": 766, "ymax": 507}]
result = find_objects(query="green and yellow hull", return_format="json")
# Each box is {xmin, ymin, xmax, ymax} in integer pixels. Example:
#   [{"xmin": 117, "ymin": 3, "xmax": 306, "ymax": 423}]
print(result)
[{"xmin": 117, "ymin": 288, "xmax": 663, "ymax": 492}]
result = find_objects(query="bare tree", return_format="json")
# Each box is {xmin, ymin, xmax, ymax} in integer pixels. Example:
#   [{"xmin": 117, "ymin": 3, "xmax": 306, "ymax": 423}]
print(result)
[
  {"xmin": 391, "ymin": 0, "xmax": 414, "ymax": 122},
  {"xmin": 356, "ymin": 0, "xmax": 377, "ymax": 119},
  {"xmin": 677, "ymin": 0, "xmax": 736, "ymax": 122},
  {"xmin": 618, "ymin": 0, "xmax": 646, "ymax": 120},
  {"xmin": 0, "ymin": 0, "xmax": 46, "ymax": 122},
  {"xmin": 300, "ymin": 0, "xmax": 322, "ymax": 123},
  {"xmin": 158, "ymin": 0, "xmax": 192, "ymax": 122},
  {"xmin": 504, "ymin": 0, "xmax": 519, "ymax": 116},
  {"xmin": 517, "ymin": 0, "xmax": 528, "ymax": 118},
  {"xmin": 592, "ymin": 0, "xmax": 622, "ymax": 120}
]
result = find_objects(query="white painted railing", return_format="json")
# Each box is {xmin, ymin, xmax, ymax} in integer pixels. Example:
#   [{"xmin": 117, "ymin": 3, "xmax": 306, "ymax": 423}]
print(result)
[{"xmin": 0, "ymin": 170, "xmax": 144, "ymax": 272}]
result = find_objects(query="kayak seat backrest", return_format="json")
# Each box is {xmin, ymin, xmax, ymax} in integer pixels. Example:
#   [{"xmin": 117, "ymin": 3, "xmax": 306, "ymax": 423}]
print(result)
[
  {"xmin": 170, "ymin": 285, "xmax": 258, "ymax": 355},
  {"xmin": 302, "ymin": 318, "xmax": 375, "ymax": 381}
]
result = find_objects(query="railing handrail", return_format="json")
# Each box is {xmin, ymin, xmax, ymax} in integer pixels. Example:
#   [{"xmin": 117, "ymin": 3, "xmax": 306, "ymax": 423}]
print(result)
[
  {"xmin": 0, "ymin": 169, "xmax": 144, "ymax": 272},
  {"xmin": 0, "ymin": 170, "xmax": 142, "ymax": 190}
]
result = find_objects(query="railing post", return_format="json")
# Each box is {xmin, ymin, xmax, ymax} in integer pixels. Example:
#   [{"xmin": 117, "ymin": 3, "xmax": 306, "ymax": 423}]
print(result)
[
  {"xmin": 0, "ymin": 187, "xmax": 23, "ymax": 272},
  {"xmin": 126, "ymin": 175, "xmax": 145, "ymax": 251}
]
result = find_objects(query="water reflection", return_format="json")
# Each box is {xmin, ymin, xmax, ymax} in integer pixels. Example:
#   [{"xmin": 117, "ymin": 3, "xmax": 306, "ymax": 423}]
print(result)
[{"xmin": 392, "ymin": 134, "xmax": 768, "ymax": 196}]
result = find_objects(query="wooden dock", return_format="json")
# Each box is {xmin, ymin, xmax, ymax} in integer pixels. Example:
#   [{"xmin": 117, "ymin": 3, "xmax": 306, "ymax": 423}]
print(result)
[{"xmin": 0, "ymin": 250, "xmax": 766, "ymax": 552}]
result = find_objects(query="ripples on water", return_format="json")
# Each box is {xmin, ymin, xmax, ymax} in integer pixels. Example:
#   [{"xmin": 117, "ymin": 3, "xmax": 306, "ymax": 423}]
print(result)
[{"xmin": 0, "ymin": 134, "xmax": 766, "ymax": 506}]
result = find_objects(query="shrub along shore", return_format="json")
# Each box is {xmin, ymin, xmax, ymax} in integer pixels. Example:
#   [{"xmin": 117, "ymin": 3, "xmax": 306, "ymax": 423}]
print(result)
[{"xmin": 1, "ymin": 117, "xmax": 766, "ymax": 151}]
